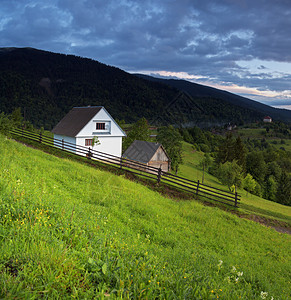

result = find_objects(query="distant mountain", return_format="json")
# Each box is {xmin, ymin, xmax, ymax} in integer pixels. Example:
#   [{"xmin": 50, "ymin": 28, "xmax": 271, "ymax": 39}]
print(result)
[
  {"xmin": 135, "ymin": 74, "xmax": 291, "ymax": 123},
  {"xmin": 0, "ymin": 47, "xmax": 290, "ymax": 129}
]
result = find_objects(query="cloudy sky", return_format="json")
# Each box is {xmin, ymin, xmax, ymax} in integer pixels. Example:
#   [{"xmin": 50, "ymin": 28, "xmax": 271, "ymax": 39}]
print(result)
[{"xmin": 1, "ymin": 0, "xmax": 291, "ymax": 110}]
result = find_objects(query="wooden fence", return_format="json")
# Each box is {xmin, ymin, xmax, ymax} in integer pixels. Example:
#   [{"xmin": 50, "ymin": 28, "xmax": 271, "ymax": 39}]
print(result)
[{"xmin": 10, "ymin": 128, "xmax": 240, "ymax": 207}]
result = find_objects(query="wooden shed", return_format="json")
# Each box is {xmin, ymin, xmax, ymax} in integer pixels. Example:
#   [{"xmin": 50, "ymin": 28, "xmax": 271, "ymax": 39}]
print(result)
[{"xmin": 122, "ymin": 140, "xmax": 171, "ymax": 172}]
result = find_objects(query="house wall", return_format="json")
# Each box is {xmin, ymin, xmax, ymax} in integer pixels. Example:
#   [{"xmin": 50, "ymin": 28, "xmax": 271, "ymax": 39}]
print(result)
[
  {"xmin": 148, "ymin": 161, "xmax": 169, "ymax": 172},
  {"xmin": 75, "ymin": 107, "xmax": 125, "ymax": 157},
  {"xmin": 53, "ymin": 134, "xmax": 76, "ymax": 152},
  {"xmin": 149, "ymin": 146, "xmax": 170, "ymax": 172},
  {"xmin": 151, "ymin": 147, "xmax": 169, "ymax": 162},
  {"xmin": 76, "ymin": 136, "xmax": 123, "ymax": 158},
  {"xmin": 77, "ymin": 108, "xmax": 125, "ymax": 137}
]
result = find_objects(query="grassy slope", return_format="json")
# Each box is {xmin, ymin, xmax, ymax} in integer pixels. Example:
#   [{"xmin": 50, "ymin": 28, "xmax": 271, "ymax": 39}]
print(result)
[
  {"xmin": 236, "ymin": 127, "xmax": 291, "ymax": 152},
  {"xmin": 178, "ymin": 142, "xmax": 291, "ymax": 226},
  {"xmin": 0, "ymin": 135, "xmax": 291, "ymax": 299}
]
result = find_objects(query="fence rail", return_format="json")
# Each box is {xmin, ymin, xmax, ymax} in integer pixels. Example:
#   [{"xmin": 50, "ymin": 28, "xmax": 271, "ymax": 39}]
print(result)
[{"xmin": 10, "ymin": 128, "xmax": 240, "ymax": 207}]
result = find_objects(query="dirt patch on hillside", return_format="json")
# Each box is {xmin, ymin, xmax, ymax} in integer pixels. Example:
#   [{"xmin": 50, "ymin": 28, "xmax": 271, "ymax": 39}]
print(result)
[{"xmin": 237, "ymin": 213, "xmax": 291, "ymax": 235}]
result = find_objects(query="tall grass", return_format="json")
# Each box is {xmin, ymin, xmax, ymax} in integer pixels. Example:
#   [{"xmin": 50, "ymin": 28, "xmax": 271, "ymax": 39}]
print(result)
[{"xmin": 0, "ymin": 134, "xmax": 290, "ymax": 299}]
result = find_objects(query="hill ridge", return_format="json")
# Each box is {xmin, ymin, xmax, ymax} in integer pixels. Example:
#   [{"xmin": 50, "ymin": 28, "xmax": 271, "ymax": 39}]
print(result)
[{"xmin": 0, "ymin": 47, "xmax": 290, "ymax": 129}]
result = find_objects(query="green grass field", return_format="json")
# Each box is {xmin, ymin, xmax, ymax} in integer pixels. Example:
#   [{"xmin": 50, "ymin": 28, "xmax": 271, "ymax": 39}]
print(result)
[
  {"xmin": 235, "ymin": 127, "xmax": 291, "ymax": 152},
  {"xmin": 1, "ymin": 134, "xmax": 291, "ymax": 299}
]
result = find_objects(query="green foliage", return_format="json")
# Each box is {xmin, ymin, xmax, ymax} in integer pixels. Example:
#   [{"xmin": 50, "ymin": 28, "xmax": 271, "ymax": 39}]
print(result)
[
  {"xmin": 122, "ymin": 117, "xmax": 150, "ymax": 151},
  {"xmin": 215, "ymin": 134, "xmax": 246, "ymax": 169},
  {"xmin": 276, "ymin": 172, "xmax": 291, "ymax": 206},
  {"xmin": 199, "ymin": 153, "xmax": 212, "ymax": 172},
  {"xmin": 246, "ymin": 152, "xmax": 267, "ymax": 184},
  {"xmin": 264, "ymin": 175, "xmax": 278, "ymax": 202},
  {"xmin": 216, "ymin": 161, "xmax": 243, "ymax": 191},
  {"xmin": 215, "ymin": 133, "xmax": 234, "ymax": 164},
  {"xmin": 0, "ymin": 112, "xmax": 12, "ymax": 134},
  {"xmin": 243, "ymin": 174, "xmax": 257, "ymax": 195},
  {"xmin": 10, "ymin": 108, "xmax": 23, "ymax": 127},
  {"xmin": 0, "ymin": 134, "xmax": 290, "ymax": 299},
  {"xmin": 179, "ymin": 124, "xmax": 291, "ymax": 205},
  {"xmin": 92, "ymin": 136, "xmax": 101, "ymax": 147},
  {"xmin": 157, "ymin": 126, "xmax": 183, "ymax": 173}
]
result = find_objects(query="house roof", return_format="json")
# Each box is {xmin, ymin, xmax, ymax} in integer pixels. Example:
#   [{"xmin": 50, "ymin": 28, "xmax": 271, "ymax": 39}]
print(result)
[
  {"xmin": 264, "ymin": 116, "xmax": 272, "ymax": 119},
  {"xmin": 52, "ymin": 106, "xmax": 103, "ymax": 137},
  {"xmin": 122, "ymin": 140, "xmax": 169, "ymax": 164}
]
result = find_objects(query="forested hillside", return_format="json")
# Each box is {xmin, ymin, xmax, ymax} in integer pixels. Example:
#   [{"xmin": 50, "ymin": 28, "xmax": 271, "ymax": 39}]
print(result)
[
  {"xmin": 1, "ymin": 47, "xmax": 290, "ymax": 129},
  {"xmin": 137, "ymin": 74, "xmax": 291, "ymax": 123}
]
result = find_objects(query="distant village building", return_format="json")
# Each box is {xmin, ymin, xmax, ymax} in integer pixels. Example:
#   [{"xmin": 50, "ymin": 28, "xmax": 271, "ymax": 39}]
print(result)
[
  {"xmin": 263, "ymin": 116, "xmax": 272, "ymax": 123},
  {"xmin": 122, "ymin": 140, "xmax": 171, "ymax": 172},
  {"xmin": 226, "ymin": 123, "xmax": 237, "ymax": 131},
  {"xmin": 52, "ymin": 106, "xmax": 126, "ymax": 157}
]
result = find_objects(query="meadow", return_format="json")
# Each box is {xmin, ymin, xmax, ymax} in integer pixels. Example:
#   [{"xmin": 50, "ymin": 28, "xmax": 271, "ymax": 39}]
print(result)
[
  {"xmin": 0, "ymin": 134, "xmax": 291, "ymax": 299},
  {"xmin": 235, "ymin": 127, "xmax": 291, "ymax": 152}
]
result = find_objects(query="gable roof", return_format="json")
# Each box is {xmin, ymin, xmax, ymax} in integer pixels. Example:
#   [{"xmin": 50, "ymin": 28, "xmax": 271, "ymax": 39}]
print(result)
[
  {"xmin": 123, "ymin": 140, "xmax": 169, "ymax": 164},
  {"xmin": 52, "ymin": 106, "xmax": 123, "ymax": 137}
]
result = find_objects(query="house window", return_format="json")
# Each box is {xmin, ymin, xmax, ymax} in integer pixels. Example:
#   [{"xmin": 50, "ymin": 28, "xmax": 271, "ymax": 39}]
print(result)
[
  {"xmin": 85, "ymin": 139, "xmax": 92, "ymax": 146},
  {"xmin": 96, "ymin": 122, "xmax": 105, "ymax": 130}
]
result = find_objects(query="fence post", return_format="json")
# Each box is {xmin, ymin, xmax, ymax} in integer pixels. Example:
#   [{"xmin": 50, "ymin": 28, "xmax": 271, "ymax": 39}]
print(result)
[
  {"xmin": 39, "ymin": 132, "xmax": 42, "ymax": 143},
  {"xmin": 196, "ymin": 180, "xmax": 200, "ymax": 195},
  {"xmin": 157, "ymin": 167, "xmax": 162, "ymax": 184},
  {"xmin": 87, "ymin": 147, "xmax": 92, "ymax": 159},
  {"xmin": 120, "ymin": 158, "xmax": 123, "ymax": 169},
  {"xmin": 62, "ymin": 139, "xmax": 64, "ymax": 150},
  {"xmin": 234, "ymin": 192, "xmax": 238, "ymax": 207},
  {"xmin": 22, "ymin": 125, "xmax": 24, "ymax": 137}
]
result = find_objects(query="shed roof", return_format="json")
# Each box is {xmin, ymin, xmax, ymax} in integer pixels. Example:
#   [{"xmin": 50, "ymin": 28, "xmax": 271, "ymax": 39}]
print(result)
[
  {"xmin": 52, "ymin": 106, "xmax": 103, "ymax": 137},
  {"xmin": 123, "ymin": 140, "xmax": 169, "ymax": 164}
]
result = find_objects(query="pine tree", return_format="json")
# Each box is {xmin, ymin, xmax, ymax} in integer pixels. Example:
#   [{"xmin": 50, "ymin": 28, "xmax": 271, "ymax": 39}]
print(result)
[
  {"xmin": 157, "ymin": 126, "xmax": 183, "ymax": 174},
  {"xmin": 276, "ymin": 172, "xmax": 291, "ymax": 206},
  {"xmin": 122, "ymin": 117, "xmax": 150, "ymax": 152},
  {"xmin": 233, "ymin": 136, "xmax": 247, "ymax": 169}
]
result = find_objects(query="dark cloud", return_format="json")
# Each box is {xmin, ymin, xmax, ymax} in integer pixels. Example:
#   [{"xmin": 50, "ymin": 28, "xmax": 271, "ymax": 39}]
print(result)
[{"xmin": 0, "ymin": 0, "xmax": 290, "ymax": 105}]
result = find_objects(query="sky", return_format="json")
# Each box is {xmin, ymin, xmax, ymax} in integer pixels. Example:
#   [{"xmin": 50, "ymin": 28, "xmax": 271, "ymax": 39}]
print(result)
[{"xmin": 1, "ymin": 0, "xmax": 291, "ymax": 110}]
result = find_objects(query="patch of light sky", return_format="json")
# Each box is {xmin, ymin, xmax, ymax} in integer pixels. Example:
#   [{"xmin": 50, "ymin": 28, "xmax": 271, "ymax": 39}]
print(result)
[
  {"xmin": 0, "ymin": 17, "xmax": 11, "ymax": 30},
  {"xmin": 133, "ymin": 67, "xmax": 291, "ymax": 106},
  {"xmin": 237, "ymin": 59, "xmax": 291, "ymax": 76}
]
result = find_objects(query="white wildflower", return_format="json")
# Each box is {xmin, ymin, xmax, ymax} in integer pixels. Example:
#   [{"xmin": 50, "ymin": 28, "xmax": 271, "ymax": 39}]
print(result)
[
  {"xmin": 260, "ymin": 291, "xmax": 268, "ymax": 299},
  {"xmin": 237, "ymin": 271, "xmax": 243, "ymax": 277},
  {"xmin": 231, "ymin": 266, "xmax": 236, "ymax": 272},
  {"xmin": 218, "ymin": 260, "xmax": 223, "ymax": 267}
]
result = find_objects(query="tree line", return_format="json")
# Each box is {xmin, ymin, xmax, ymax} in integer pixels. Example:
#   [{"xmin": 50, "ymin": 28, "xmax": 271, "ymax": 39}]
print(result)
[{"xmin": 180, "ymin": 125, "xmax": 291, "ymax": 206}]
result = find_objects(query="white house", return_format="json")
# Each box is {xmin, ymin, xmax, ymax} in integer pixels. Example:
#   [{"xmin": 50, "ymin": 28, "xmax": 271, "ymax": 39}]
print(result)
[
  {"xmin": 52, "ymin": 106, "xmax": 126, "ymax": 157},
  {"xmin": 263, "ymin": 116, "xmax": 272, "ymax": 123}
]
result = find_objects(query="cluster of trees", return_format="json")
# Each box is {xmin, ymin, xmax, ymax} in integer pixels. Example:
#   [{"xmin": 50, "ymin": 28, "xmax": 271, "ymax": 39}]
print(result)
[
  {"xmin": 0, "ymin": 108, "xmax": 34, "ymax": 135},
  {"xmin": 181, "ymin": 126, "xmax": 291, "ymax": 206}
]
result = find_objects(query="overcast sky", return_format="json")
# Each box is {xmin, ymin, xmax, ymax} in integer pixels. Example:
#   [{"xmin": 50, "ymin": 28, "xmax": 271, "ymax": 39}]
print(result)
[{"xmin": 1, "ymin": 0, "xmax": 291, "ymax": 110}]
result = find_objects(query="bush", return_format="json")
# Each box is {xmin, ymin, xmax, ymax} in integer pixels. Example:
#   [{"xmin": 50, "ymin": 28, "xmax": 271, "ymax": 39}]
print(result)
[
  {"xmin": 199, "ymin": 143, "xmax": 210, "ymax": 153},
  {"xmin": 0, "ymin": 112, "xmax": 12, "ymax": 135}
]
